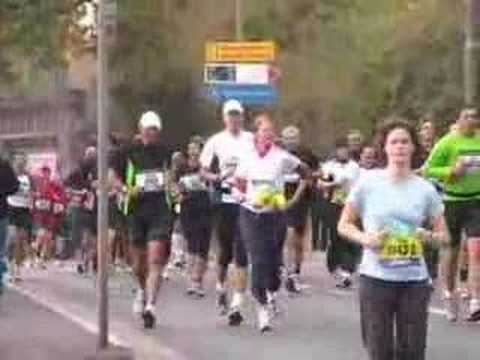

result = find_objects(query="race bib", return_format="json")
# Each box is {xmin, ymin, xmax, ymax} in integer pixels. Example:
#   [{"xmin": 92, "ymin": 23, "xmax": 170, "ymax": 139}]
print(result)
[
  {"xmin": 136, "ymin": 171, "xmax": 165, "ymax": 193},
  {"xmin": 84, "ymin": 192, "xmax": 96, "ymax": 211},
  {"xmin": 284, "ymin": 173, "xmax": 300, "ymax": 184},
  {"xmin": 53, "ymin": 203, "xmax": 65, "ymax": 215},
  {"xmin": 180, "ymin": 174, "xmax": 207, "ymax": 192},
  {"xmin": 35, "ymin": 199, "xmax": 51, "ymax": 211},
  {"xmin": 379, "ymin": 234, "xmax": 424, "ymax": 268},
  {"xmin": 461, "ymin": 154, "xmax": 480, "ymax": 174}
]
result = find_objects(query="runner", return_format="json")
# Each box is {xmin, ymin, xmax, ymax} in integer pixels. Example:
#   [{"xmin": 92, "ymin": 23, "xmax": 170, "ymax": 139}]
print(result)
[
  {"xmin": 280, "ymin": 125, "xmax": 319, "ymax": 294},
  {"xmin": 108, "ymin": 135, "xmax": 131, "ymax": 270},
  {"xmin": 64, "ymin": 147, "xmax": 98, "ymax": 274},
  {"xmin": 424, "ymin": 107, "xmax": 480, "ymax": 322},
  {"xmin": 7, "ymin": 156, "xmax": 33, "ymax": 281},
  {"xmin": 358, "ymin": 144, "xmax": 377, "ymax": 173},
  {"xmin": 31, "ymin": 166, "xmax": 66, "ymax": 268},
  {"xmin": 116, "ymin": 111, "xmax": 172, "ymax": 329},
  {"xmin": 164, "ymin": 151, "xmax": 187, "ymax": 277},
  {"xmin": 338, "ymin": 119, "xmax": 449, "ymax": 360},
  {"xmin": 0, "ymin": 158, "xmax": 19, "ymax": 294},
  {"xmin": 347, "ymin": 129, "xmax": 365, "ymax": 162},
  {"xmin": 199, "ymin": 99, "xmax": 253, "ymax": 324},
  {"xmin": 235, "ymin": 113, "xmax": 309, "ymax": 332},
  {"xmin": 178, "ymin": 140, "xmax": 212, "ymax": 297},
  {"xmin": 320, "ymin": 139, "xmax": 361, "ymax": 288},
  {"xmin": 418, "ymin": 117, "xmax": 436, "ymax": 166}
]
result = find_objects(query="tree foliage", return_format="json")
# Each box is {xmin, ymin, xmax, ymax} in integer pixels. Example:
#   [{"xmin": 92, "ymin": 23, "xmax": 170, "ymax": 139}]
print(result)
[{"xmin": 0, "ymin": 0, "xmax": 468, "ymax": 149}]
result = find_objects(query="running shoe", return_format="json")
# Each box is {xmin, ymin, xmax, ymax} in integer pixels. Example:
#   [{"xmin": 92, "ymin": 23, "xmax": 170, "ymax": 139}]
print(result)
[
  {"xmin": 257, "ymin": 305, "xmax": 273, "ymax": 333},
  {"xmin": 142, "ymin": 304, "xmax": 156, "ymax": 329},
  {"xmin": 227, "ymin": 307, "xmax": 244, "ymax": 327},
  {"xmin": 467, "ymin": 299, "xmax": 480, "ymax": 322},
  {"xmin": 267, "ymin": 292, "xmax": 280, "ymax": 317},
  {"xmin": 285, "ymin": 275, "xmax": 302, "ymax": 294},
  {"xmin": 186, "ymin": 282, "xmax": 204, "ymax": 298},
  {"xmin": 335, "ymin": 269, "xmax": 353, "ymax": 289},
  {"xmin": 132, "ymin": 289, "xmax": 146, "ymax": 315},
  {"xmin": 443, "ymin": 291, "xmax": 458, "ymax": 322},
  {"xmin": 216, "ymin": 289, "xmax": 228, "ymax": 315}
]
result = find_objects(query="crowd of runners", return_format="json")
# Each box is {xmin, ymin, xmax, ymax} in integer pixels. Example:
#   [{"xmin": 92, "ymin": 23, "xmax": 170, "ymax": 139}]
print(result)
[{"xmin": 0, "ymin": 100, "xmax": 479, "ymax": 359}]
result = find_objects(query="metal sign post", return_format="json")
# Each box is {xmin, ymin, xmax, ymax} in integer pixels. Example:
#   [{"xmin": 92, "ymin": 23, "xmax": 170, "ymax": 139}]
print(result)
[
  {"xmin": 465, "ymin": 0, "xmax": 480, "ymax": 105},
  {"xmin": 96, "ymin": 0, "xmax": 109, "ymax": 350}
]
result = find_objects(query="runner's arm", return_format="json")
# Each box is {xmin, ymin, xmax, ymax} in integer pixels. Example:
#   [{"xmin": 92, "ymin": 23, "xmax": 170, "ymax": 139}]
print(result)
[
  {"xmin": 423, "ymin": 138, "xmax": 454, "ymax": 182},
  {"xmin": 285, "ymin": 163, "xmax": 311, "ymax": 208}
]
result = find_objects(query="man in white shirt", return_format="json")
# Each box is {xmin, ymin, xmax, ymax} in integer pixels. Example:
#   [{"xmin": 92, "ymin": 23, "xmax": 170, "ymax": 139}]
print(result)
[
  {"xmin": 7, "ymin": 156, "xmax": 32, "ymax": 281},
  {"xmin": 319, "ymin": 139, "xmax": 361, "ymax": 288},
  {"xmin": 200, "ymin": 99, "xmax": 254, "ymax": 325}
]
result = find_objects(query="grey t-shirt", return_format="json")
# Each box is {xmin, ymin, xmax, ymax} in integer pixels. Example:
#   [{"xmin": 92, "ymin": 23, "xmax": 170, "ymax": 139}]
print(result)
[{"xmin": 347, "ymin": 169, "xmax": 443, "ymax": 282}]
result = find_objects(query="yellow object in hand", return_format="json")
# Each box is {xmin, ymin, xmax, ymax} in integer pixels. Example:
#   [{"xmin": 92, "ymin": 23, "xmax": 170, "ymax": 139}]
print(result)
[
  {"xmin": 272, "ymin": 193, "xmax": 287, "ymax": 210},
  {"xmin": 252, "ymin": 186, "xmax": 274, "ymax": 207}
]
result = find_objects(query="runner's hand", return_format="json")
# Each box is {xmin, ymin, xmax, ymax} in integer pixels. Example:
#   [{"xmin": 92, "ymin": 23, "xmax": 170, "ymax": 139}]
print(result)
[
  {"xmin": 361, "ymin": 231, "xmax": 387, "ymax": 249},
  {"xmin": 414, "ymin": 228, "xmax": 433, "ymax": 244},
  {"xmin": 451, "ymin": 158, "xmax": 467, "ymax": 178}
]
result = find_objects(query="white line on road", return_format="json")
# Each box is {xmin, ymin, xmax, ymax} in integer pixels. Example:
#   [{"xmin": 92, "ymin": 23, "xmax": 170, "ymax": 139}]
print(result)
[{"xmin": 7, "ymin": 283, "xmax": 130, "ymax": 349}]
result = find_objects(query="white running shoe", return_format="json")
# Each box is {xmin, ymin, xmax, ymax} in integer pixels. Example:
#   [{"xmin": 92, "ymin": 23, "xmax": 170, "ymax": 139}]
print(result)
[
  {"xmin": 257, "ymin": 305, "xmax": 273, "ymax": 333},
  {"xmin": 132, "ymin": 289, "xmax": 146, "ymax": 315},
  {"xmin": 443, "ymin": 291, "xmax": 458, "ymax": 322}
]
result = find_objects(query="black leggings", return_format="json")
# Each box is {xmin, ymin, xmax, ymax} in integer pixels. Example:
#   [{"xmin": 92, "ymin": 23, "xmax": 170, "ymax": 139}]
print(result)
[
  {"xmin": 239, "ymin": 208, "xmax": 286, "ymax": 305},
  {"xmin": 180, "ymin": 208, "xmax": 212, "ymax": 261},
  {"xmin": 327, "ymin": 203, "xmax": 362, "ymax": 274},
  {"xmin": 359, "ymin": 276, "xmax": 431, "ymax": 360},
  {"xmin": 216, "ymin": 203, "xmax": 248, "ymax": 268}
]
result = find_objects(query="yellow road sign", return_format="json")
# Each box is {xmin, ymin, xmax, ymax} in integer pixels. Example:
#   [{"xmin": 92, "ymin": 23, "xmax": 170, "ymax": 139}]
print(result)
[{"xmin": 206, "ymin": 41, "xmax": 276, "ymax": 63}]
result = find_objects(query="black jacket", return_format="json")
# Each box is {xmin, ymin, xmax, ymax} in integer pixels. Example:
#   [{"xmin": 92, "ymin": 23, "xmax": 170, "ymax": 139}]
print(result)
[{"xmin": 0, "ymin": 160, "xmax": 19, "ymax": 218}]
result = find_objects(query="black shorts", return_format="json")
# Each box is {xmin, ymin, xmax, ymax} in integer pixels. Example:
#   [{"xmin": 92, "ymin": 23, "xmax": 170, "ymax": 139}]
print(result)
[
  {"xmin": 285, "ymin": 200, "xmax": 310, "ymax": 233},
  {"xmin": 9, "ymin": 207, "xmax": 32, "ymax": 233},
  {"xmin": 445, "ymin": 200, "xmax": 480, "ymax": 247},
  {"xmin": 108, "ymin": 199, "xmax": 126, "ymax": 230},
  {"xmin": 128, "ymin": 211, "xmax": 173, "ymax": 247},
  {"xmin": 79, "ymin": 208, "xmax": 97, "ymax": 235}
]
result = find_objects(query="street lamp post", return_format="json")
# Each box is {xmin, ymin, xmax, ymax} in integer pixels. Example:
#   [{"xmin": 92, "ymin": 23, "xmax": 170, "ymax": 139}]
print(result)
[
  {"xmin": 465, "ymin": 0, "xmax": 480, "ymax": 105},
  {"xmin": 235, "ymin": 0, "xmax": 243, "ymax": 40},
  {"xmin": 96, "ymin": 0, "xmax": 109, "ymax": 351}
]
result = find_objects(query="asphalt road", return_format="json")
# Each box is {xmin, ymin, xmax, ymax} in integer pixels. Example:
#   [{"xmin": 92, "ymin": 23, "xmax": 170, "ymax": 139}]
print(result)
[{"xmin": 4, "ymin": 254, "xmax": 480, "ymax": 360}]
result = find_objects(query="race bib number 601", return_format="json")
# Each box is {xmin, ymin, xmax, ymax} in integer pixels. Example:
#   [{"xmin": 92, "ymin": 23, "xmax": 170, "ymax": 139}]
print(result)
[{"xmin": 379, "ymin": 234, "xmax": 424, "ymax": 268}]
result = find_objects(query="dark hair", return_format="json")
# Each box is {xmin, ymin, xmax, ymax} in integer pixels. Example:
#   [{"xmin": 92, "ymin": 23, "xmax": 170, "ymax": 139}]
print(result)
[{"xmin": 374, "ymin": 118, "xmax": 420, "ymax": 168}]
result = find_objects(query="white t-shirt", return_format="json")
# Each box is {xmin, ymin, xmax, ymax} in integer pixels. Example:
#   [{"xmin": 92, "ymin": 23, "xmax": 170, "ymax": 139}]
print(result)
[
  {"xmin": 8, "ymin": 174, "xmax": 31, "ymax": 209},
  {"xmin": 235, "ymin": 146, "xmax": 301, "ymax": 213},
  {"xmin": 200, "ymin": 130, "xmax": 254, "ymax": 203},
  {"xmin": 322, "ymin": 159, "xmax": 360, "ymax": 193}
]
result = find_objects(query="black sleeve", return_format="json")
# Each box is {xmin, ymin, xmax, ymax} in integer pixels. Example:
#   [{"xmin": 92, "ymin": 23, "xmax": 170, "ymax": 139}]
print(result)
[
  {"xmin": 0, "ymin": 160, "xmax": 19, "ymax": 196},
  {"xmin": 110, "ymin": 144, "xmax": 130, "ymax": 183}
]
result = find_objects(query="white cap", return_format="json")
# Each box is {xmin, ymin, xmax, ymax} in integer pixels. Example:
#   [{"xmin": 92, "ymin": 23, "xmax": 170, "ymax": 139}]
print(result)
[
  {"xmin": 139, "ymin": 111, "xmax": 162, "ymax": 130},
  {"xmin": 222, "ymin": 99, "xmax": 244, "ymax": 116}
]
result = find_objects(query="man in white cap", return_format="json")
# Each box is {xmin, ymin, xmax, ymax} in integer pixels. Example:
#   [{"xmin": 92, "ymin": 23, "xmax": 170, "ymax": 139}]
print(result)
[
  {"xmin": 281, "ymin": 125, "xmax": 319, "ymax": 293},
  {"xmin": 111, "ymin": 110, "xmax": 172, "ymax": 329},
  {"xmin": 200, "ymin": 99, "xmax": 254, "ymax": 326}
]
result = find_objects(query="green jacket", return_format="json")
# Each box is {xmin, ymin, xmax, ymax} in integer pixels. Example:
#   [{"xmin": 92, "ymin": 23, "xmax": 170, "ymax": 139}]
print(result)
[{"xmin": 424, "ymin": 131, "xmax": 480, "ymax": 201}]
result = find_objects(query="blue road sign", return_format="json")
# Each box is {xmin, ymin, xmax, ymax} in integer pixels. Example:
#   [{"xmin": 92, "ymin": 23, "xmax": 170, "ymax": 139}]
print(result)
[{"xmin": 204, "ymin": 84, "xmax": 279, "ymax": 105}]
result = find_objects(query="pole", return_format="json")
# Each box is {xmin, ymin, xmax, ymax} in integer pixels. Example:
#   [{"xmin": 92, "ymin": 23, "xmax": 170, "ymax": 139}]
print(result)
[
  {"xmin": 96, "ymin": 0, "xmax": 109, "ymax": 350},
  {"xmin": 465, "ymin": 0, "xmax": 480, "ymax": 105},
  {"xmin": 235, "ymin": 0, "xmax": 243, "ymax": 40}
]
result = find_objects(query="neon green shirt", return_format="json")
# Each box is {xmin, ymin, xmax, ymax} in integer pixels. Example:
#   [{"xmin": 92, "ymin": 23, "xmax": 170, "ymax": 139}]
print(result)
[{"xmin": 424, "ymin": 130, "xmax": 480, "ymax": 201}]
